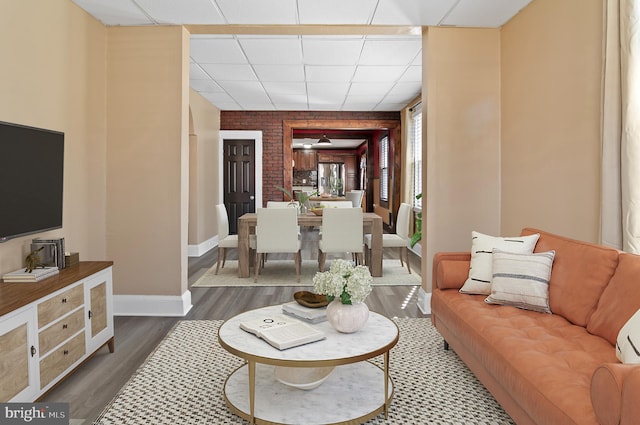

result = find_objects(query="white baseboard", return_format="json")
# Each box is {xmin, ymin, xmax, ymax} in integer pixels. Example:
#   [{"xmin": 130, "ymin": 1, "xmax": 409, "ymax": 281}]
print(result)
[
  {"xmin": 188, "ymin": 236, "xmax": 218, "ymax": 257},
  {"xmin": 114, "ymin": 290, "xmax": 193, "ymax": 317},
  {"xmin": 417, "ymin": 287, "xmax": 431, "ymax": 315}
]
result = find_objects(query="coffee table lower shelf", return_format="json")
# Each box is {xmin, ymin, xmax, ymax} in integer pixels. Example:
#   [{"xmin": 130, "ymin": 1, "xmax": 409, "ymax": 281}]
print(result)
[{"xmin": 223, "ymin": 361, "xmax": 394, "ymax": 425}]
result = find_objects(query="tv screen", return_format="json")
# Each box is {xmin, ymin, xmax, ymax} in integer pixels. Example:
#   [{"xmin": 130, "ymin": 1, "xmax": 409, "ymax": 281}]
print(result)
[{"xmin": 0, "ymin": 121, "xmax": 64, "ymax": 242}]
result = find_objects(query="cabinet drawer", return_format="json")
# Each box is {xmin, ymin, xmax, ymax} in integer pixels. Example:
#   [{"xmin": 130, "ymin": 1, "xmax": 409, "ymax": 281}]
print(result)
[
  {"xmin": 39, "ymin": 331, "xmax": 85, "ymax": 389},
  {"xmin": 38, "ymin": 285, "xmax": 83, "ymax": 328},
  {"xmin": 38, "ymin": 309, "xmax": 85, "ymax": 355}
]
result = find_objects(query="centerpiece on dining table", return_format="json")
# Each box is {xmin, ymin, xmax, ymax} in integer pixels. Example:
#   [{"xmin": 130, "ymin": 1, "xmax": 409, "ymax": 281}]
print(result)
[{"xmin": 312, "ymin": 259, "xmax": 373, "ymax": 333}]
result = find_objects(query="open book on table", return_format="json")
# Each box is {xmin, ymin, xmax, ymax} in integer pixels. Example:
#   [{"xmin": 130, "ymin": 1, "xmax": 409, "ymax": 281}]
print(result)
[{"xmin": 239, "ymin": 314, "xmax": 325, "ymax": 350}]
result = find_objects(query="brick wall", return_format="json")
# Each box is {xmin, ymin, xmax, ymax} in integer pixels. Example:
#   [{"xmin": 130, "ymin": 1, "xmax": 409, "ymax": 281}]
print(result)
[{"xmin": 221, "ymin": 110, "xmax": 400, "ymax": 204}]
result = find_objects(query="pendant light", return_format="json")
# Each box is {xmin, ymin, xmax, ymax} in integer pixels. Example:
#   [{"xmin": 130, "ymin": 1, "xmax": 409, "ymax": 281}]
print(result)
[{"xmin": 317, "ymin": 134, "xmax": 332, "ymax": 145}]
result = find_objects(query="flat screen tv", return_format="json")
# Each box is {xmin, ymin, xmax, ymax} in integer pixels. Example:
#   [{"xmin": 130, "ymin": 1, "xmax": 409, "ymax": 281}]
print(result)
[{"xmin": 0, "ymin": 121, "xmax": 64, "ymax": 242}]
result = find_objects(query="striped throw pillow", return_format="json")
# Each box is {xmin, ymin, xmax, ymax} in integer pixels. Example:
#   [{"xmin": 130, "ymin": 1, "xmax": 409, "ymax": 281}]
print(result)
[
  {"xmin": 485, "ymin": 249, "xmax": 555, "ymax": 313},
  {"xmin": 460, "ymin": 231, "xmax": 540, "ymax": 295}
]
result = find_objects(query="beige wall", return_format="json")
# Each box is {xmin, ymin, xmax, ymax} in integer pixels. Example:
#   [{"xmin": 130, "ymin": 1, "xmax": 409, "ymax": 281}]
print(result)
[
  {"xmin": 188, "ymin": 89, "xmax": 220, "ymax": 245},
  {"xmin": 500, "ymin": 0, "xmax": 603, "ymax": 241},
  {"xmin": 423, "ymin": 27, "xmax": 502, "ymax": 291},
  {"xmin": 106, "ymin": 26, "xmax": 190, "ymax": 297},
  {"xmin": 0, "ymin": 0, "xmax": 107, "ymax": 275}
]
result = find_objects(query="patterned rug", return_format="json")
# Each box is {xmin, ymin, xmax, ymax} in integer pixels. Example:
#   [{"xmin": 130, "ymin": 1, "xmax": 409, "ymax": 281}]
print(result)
[
  {"xmin": 93, "ymin": 319, "xmax": 514, "ymax": 425},
  {"xmin": 191, "ymin": 259, "xmax": 421, "ymax": 287}
]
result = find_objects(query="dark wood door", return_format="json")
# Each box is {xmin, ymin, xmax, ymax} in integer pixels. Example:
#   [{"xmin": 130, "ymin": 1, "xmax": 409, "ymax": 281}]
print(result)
[{"xmin": 223, "ymin": 139, "xmax": 256, "ymax": 234}]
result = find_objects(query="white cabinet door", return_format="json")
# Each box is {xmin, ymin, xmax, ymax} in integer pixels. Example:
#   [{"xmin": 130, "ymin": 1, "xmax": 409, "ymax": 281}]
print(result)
[
  {"xmin": 84, "ymin": 267, "xmax": 114, "ymax": 354},
  {"xmin": 0, "ymin": 307, "xmax": 39, "ymax": 402}
]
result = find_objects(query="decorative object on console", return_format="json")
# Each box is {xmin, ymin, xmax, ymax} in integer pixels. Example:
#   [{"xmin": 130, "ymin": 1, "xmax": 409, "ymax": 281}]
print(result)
[
  {"xmin": 293, "ymin": 291, "xmax": 329, "ymax": 308},
  {"xmin": 313, "ymin": 259, "xmax": 372, "ymax": 333},
  {"xmin": 24, "ymin": 246, "xmax": 46, "ymax": 272},
  {"xmin": 459, "ymin": 231, "xmax": 540, "ymax": 295},
  {"xmin": 65, "ymin": 252, "xmax": 79, "ymax": 267},
  {"xmin": 2, "ymin": 266, "xmax": 59, "ymax": 282},
  {"xmin": 32, "ymin": 237, "xmax": 65, "ymax": 269},
  {"xmin": 485, "ymin": 249, "xmax": 556, "ymax": 313}
]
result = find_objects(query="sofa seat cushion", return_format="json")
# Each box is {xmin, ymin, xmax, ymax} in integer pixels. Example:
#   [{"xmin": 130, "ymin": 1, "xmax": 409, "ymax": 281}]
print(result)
[
  {"xmin": 521, "ymin": 228, "xmax": 619, "ymax": 327},
  {"xmin": 433, "ymin": 288, "xmax": 618, "ymax": 425}
]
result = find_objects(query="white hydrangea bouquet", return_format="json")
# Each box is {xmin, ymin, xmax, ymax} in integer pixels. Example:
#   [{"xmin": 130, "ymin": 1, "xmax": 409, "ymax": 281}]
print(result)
[{"xmin": 312, "ymin": 259, "xmax": 373, "ymax": 305}]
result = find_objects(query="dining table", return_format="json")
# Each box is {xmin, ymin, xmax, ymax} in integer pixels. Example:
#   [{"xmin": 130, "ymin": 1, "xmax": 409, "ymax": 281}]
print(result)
[{"xmin": 237, "ymin": 212, "xmax": 384, "ymax": 278}]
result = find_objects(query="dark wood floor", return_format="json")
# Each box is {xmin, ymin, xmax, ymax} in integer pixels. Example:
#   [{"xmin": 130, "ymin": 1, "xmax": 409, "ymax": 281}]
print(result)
[{"xmin": 41, "ymin": 229, "xmax": 425, "ymax": 423}]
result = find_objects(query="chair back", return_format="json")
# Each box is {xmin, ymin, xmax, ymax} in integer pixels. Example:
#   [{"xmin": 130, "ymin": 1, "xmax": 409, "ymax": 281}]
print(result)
[
  {"xmin": 396, "ymin": 203, "xmax": 412, "ymax": 241},
  {"xmin": 319, "ymin": 201, "xmax": 353, "ymax": 208},
  {"xmin": 256, "ymin": 208, "xmax": 299, "ymax": 253},
  {"xmin": 267, "ymin": 201, "xmax": 300, "ymax": 209},
  {"xmin": 345, "ymin": 190, "xmax": 364, "ymax": 208},
  {"xmin": 215, "ymin": 204, "xmax": 230, "ymax": 239},
  {"xmin": 321, "ymin": 208, "xmax": 363, "ymax": 253}
]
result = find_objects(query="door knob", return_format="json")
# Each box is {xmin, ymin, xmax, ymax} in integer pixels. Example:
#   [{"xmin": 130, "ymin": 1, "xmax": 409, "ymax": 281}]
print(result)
[{"xmin": 250, "ymin": 196, "xmax": 255, "ymax": 200}]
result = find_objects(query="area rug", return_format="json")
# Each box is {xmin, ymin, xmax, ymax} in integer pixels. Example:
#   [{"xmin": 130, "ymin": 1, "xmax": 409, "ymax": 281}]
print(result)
[
  {"xmin": 93, "ymin": 319, "xmax": 514, "ymax": 425},
  {"xmin": 192, "ymin": 259, "xmax": 421, "ymax": 287}
]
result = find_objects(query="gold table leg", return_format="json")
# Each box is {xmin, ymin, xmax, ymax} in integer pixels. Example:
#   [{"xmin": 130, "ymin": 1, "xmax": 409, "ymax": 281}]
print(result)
[
  {"xmin": 248, "ymin": 360, "xmax": 256, "ymax": 424},
  {"xmin": 384, "ymin": 351, "xmax": 390, "ymax": 419}
]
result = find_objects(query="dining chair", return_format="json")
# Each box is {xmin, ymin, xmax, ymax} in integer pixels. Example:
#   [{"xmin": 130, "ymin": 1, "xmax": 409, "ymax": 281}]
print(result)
[
  {"xmin": 254, "ymin": 208, "xmax": 302, "ymax": 283},
  {"xmin": 266, "ymin": 201, "xmax": 300, "ymax": 209},
  {"xmin": 215, "ymin": 204, "xmax": 238, "ymax": 274},
  {"xmin": 365, "ymin": 202, "xmax": 412, "ymax": 274},
  {"xmin": 345, "ymin": 190, "xmax": 364, "ymax": 208},
  {"xmin": 318, "ymin": 208, "xmax": 364, "ymax": 272}
]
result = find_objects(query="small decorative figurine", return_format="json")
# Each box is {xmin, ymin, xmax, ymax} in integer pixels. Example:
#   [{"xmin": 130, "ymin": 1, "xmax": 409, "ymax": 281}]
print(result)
[{"xmin": 25, "ymin": 246, "xmax": 46, "ymax": 273}]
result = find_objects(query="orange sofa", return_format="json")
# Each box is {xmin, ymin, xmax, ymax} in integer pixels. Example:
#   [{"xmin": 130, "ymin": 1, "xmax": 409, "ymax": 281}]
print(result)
[{"xmin": 431, "ymin": 228, "xmax": 640, "ymax": 425}]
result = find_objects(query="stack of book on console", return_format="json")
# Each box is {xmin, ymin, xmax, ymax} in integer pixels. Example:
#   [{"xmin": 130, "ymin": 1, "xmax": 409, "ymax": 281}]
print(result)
[
  {"xmin": 282, "ymin": 301, "xmax": 327, "ymax": 324},
  {"xmin": 2, "ymin": 267, "xmax": 59, "ymax": 283},
  {"xmin": 240, "ymin": 314, "xmax": 325, "ymax": 350}
]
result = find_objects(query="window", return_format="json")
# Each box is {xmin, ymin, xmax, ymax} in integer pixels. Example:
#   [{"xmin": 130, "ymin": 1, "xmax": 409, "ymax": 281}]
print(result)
[
  {"xmin": 411, "ymin": 102, "xmax": 422, "ymax": 209},
  {"xmin": 379, "ymin": 136, "xmax": 389, "ymax": 202}
]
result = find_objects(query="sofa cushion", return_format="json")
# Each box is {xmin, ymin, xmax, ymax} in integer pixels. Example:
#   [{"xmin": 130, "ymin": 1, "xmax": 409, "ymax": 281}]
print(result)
[
  {"xmin": 588, "ymin": 253, "xmax": 640, "ymax": 346},
  {"xmin": 521, "ymin": 228, "xmax": 619, "ymax": 327},
  {"xmin": 460, "ymin": 231, "xmax": 540, "ymax": 295},
  {"xmin": 485, "ymin": 249, "xmax": 555, "ymax": 313}
]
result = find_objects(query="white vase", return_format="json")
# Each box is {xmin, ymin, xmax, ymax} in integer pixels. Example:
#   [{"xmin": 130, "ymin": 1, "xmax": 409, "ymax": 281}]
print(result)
[{"xmin": 326, "ymin": 299, "xmax": 369, "ymax": 333}]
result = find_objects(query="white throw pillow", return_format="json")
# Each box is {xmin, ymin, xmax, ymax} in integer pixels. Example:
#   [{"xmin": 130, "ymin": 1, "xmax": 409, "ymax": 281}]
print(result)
[
  {"xmin": 459, "ymin": 231, "xmax": 540, "ymax": 295},
  {"xmin": 484, "ymin": 249, "xmax": 555, "ymax": 313},
  {"xmin": 616, "ymin": 309, "xmax": 640, "ymax": 364}
]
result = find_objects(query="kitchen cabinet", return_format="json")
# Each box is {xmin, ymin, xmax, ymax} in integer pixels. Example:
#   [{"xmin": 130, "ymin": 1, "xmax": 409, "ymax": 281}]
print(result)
[{"xmin": 293, "ymin": 150, "xmax": 317, "ymax": 171}]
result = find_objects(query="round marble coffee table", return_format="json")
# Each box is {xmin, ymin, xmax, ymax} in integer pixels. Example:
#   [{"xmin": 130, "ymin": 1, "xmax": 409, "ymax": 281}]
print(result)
[{"xmin": 218, "ymin": 304, "xmax": 399, "ymax": 425}]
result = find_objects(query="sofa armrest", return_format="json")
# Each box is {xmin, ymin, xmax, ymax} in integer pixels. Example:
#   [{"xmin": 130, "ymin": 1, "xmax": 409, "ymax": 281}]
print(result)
[
  {"xmin": 591, "ymin": 363, "xmax": 640, "ymax": 425},
  {"xmin": 432, "ymin": 252, "xmax": 471, "ymax": 290}
]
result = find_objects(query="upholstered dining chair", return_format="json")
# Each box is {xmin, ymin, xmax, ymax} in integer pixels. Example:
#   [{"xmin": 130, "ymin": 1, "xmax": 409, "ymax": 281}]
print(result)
[
  {"xmin": 365, "ymin": 202, "xmax": 412, "ymax": 274},
  {"xmin": 318, "ymin": 208, "xmax": 364, "ymax": 272},
  {"xmin": 345, "ymin": 190, "xmax": 364, "ymax": 208},
  {"xmin": 215, "ymin": 204, "xmax": 237, "ymax": 274},
  {"xmin": 266, "ymin": 201, "xmax": 300, "ymax": 209},
  {"xmin": 254, "ymin": 208, "xmax": 302, "ymax": 283}
]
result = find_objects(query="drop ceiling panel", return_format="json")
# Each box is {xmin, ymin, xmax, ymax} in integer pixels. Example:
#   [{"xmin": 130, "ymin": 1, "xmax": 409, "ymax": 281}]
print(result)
[
  {"xmin": 349, "ymin": 82, "xmax": 395, "ymax": 97},
  {"xmin": 302, "ymin": 38, "xmax": 365, "ymax": 66},
  {"xmin": 442, "ymin": 0, "xmax": 532, "ymax": 27},
  {"xmin": 189, "ymin": 64, "xmax": 210, "ymax": 80},
  {"xmin": 359, "ymin": 39, "xmax": 422, "ymax": 66},
  {"xmin": 352, "ymin": 66, "xmax": 407, "ymax": 82},
  {"xmin": 134, "ymin": 0, "xmax": 225, "ymax": 24},
  {"xmin": 189, "ymin": 79, "xmax": 224, "ymax": 93},
  {"xmin": 254, "ymin": 65, "xmax": 305, "ymax": 82},
  {"xmin": 71, "ymin": 0, "xmax": 153, "ymax": 26},
  {"xmin": 298, "ymin": 0, "xmax": 377, "ymax": 25},
  {"xmin": 200, "ymin": 64, "xmax": 257, "ymax": 81},
  {"xmin": 216, "ymin": 0, "xmax": 298, "ymax": 24},
  {"xmin": 305, "ymin": 66, "xmax": 357, "ymax": 82},
  {"xmin": 262, "ymin": 82, "xmax": 307, "ymax": 95},
  {"xmin": 239, "ymin": 37, "xmax": 303, "ymax": 65},
  {"xmin": 190, "ymin": 38, "xmax": 247, "ymax": 64},
  {"xmin": 370, "ymin": 0, "xmax": 459, "ymax": 25}
]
